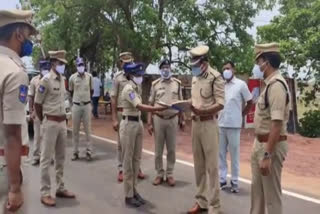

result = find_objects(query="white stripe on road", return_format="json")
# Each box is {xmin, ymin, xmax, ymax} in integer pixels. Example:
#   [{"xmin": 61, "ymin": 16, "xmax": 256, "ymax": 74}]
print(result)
[{"xmin": 77, "ymin": 131, "xmax": 320, "ymax": 205}]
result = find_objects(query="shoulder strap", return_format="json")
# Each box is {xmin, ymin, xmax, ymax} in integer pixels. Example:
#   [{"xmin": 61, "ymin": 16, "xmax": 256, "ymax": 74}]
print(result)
[{"xmin": 264, "ymin": 79, "xmax": 289, "ymax": 109}]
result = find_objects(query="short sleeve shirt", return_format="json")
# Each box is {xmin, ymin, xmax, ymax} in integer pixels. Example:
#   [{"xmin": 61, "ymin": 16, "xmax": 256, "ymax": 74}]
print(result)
[
  {"xmin": 35, "ymin": 70, "xmax": 66, "ymax": 116},
  {"xmin": 121, "ymin": 81, "xmax": 142, "ymax": 116},
  {"xmin": 111, "ymin": 71, "xmax": 128, "ymax": 108},
  {"xmin": 218, "ymin": 77, "xmax": 252, "ymax": 128},
  {"xmin": 191, "ymin": 66, "xmax": 225, "ymax": 116},
  {"xmin": 69, "ymin": 72, "xmax": 93, "ymax": 103},
  {"xmin": 254, "ymin": 71, "xmax": 290, "ymax": 135},
  {"xmin": 0, "ymin": 46, "xmax": 29, "ymax": 162},
  {"xmin": 29, "ymin": 74, "xmax": 41, "ymax": 97},
  {"xmin": 149, "ymin": 77, "xmax": 182, "ymax": 116}
]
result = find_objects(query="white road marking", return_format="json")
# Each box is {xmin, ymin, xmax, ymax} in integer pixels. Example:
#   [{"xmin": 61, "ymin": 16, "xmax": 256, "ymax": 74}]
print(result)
[{"xmin": 75, "ymin": 130, "xmax": 320, "ymax": 205}]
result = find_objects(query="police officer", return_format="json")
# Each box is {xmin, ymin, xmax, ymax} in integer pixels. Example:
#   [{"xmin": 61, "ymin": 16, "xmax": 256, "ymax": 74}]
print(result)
[
  {"xmin": 29, "ymin": 59, "xmax": 51, "ymax": 166},
  {"xmin": 35, "ymin": 50, "xmax": 76, "ymax": 207},
  {"xmin": 69, "ymin": 57, "xmax": 93, "ymax": 161},
  {"xmin": 120, "ymin": 63, "xmax": 167, "ymax": 207},
  {"xmin": 0, "ymin": 9, "xmax": 36, "ymax": 212},
  {"xmin": 187, "ymin": 45, "xmax": 225, "ymax": 214},
  {"xmin": 250, "ymin": 43, "xmax": 290, "ymax": 214},
  {"xmin": 111, "ymin": 52, "xmax": 144, "ymax": 182},
  {"xmin": 147, "ymin": 59, "xmax": 185, "ymax": 186}
]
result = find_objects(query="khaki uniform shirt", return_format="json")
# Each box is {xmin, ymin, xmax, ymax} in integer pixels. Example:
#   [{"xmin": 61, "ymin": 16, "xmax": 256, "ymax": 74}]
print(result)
[
  {"xmin": 69, "ymin": 72, "xmax": 93, "ymax": 103},
  {"xmin": 254, "ymin": 71, "xmax": 290, "ymax": 135},
  {"xmin": 111, "ymin": 71, "xmax": 128, "ymax": 108},
  {"xmin": 29, "ymin": 74, "xmax": 41, "ymax": 97},
  {"xmin": 149, "ymin": 77, "xmax": 182, "ymax": 116},
  {"xmin": 35, "ymin": 70, "xmax": 66, "ymax": 116},
  {"xmin": 0, "ymin": 46, "xmax": 29, "ymax": 164},
  {"xmin": 191, "ymin": 66, "xmax": 225, "ymax": 116},
  {"xmin": 121, "ymin": 81, "xmax": 142, "ymax": 117}
]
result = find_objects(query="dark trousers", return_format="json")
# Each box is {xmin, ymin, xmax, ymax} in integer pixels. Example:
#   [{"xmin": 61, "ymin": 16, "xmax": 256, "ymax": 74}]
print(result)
[{"xmin": 92, "ymin": 97, "xmax": 100, "ymax": 117}]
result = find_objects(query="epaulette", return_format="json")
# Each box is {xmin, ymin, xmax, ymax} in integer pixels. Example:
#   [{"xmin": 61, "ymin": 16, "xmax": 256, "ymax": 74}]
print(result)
[
  {"xmin": 152, "ymin": 78, "xmax": 161, "ymax": 86},
  {"xmin": 172, "ymin": 77, "xmax": 181, "ymax": 85}
]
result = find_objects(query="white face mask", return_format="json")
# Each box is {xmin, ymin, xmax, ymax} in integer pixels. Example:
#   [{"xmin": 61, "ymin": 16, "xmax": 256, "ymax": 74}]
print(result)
[
  {"xmin": 133, "ymin": 76, "xmax": 143, "ymax": 85},
  {"xmin": 252, "ymin": 62, "xmax": 266, "ymax": 79},
  {"xmin": 56, "ymin": 64, "xmax": 65, "ymax": 75},
  {"xmin": 77, "ymin": 66, "xmax": 85, "ymax": 73},
  {"xmin": 41, "ymin": 69, "xmax": 50, "ymax": 76},
  {"xmin": 160, "ymin": 68, "xmax": 172, "ymax": 79},
  {"xmin": 223, "ymin": 69, "xmax": 233, "ymax": 80}
]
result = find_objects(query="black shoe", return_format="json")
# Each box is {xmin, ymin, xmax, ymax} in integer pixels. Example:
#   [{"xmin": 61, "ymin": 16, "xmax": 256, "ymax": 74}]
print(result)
[
  {"xmin": 31, "ymin": 159, "xmax": 40, "ymax": 166},
  {"xmin": 231, "ymin": 181, "xmax": 239, "ymax": 193},
  {"xmin": 71, "ymin": 153, "xmax": 79, "ymax": 161},
  {"xmin": 86, "ymin": 151, "xmax": 92, "ymax": 161},
  {"xmin": 220, "ymin": 181, "xmax": 227, "ymax": 190},
  {"xmin": 134, "ymin": 193, "xmax": 146, "ymax": 205},
  {"xmin": 125, "ymin": 197, "xmax": 142, "ymax": 207}
]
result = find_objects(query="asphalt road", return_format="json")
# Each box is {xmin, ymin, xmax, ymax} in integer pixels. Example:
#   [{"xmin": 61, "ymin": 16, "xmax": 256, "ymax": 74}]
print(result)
[{"xmin": 1, "ymin": 136, "xmax": 319, "ymax": 214}]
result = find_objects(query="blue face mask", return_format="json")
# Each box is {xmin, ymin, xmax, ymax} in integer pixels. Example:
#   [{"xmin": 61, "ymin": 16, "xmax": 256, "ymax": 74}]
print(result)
[
  {"xmin": 20, "ymin": 39, "xmax": 33, "ymax": 57},
  {"xmin": 191, "ymin": 66, "xmax": 202, "ymax": 76}
]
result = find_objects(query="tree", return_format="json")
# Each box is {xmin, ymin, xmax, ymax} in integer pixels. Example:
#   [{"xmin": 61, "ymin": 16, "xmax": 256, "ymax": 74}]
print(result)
[
  {"xmin": 257, "ymin": 0, "xmax": 320, "ymax": 106},
  {"xmin": 27, "ymin": 0, "xmax": 271, "ymax": 75}
]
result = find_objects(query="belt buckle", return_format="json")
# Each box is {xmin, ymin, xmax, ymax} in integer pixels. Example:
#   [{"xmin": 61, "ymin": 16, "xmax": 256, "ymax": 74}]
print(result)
[{"xmin": 80, "ymin": 102, "xmax": 84, "ymax": 106}]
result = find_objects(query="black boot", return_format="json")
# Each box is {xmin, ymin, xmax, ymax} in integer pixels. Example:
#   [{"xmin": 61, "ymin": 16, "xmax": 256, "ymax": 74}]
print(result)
[{"xmin": 125, "ymin": 197, "xmax": 142, "ymax": 207}]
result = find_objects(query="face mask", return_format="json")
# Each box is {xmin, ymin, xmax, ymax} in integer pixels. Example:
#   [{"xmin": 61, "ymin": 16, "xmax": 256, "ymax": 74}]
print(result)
[
  {"xmin": 20, "ymin": 39, "xmax": 33, "ymax": 57},
  {"xmin": 160, "ymin": 68, "xmax": 171, "ymax": 79},
  {"xmin": 223, "ymin": 69, "xmax": 233, "ymax": 80},
  {"xmin": 252, "ymin": 62, "xmax": 266, "ymax": 79},
  {"xmin": 77, "ymin": 66, "xmax": 85, "ymax": 73},
  {"xmin": 56, "ymin": 64, "xmax": 65, "ymax": 75},
  {"xmin": 133, "ymin": 76, "xmax": 143, "ymax": 85},
  {"xmin": 41, "ymin": 70, "xmax": 50, "ymax": 76},
  {"xmin": 191, "ymin": 66, "xmax": 202, "ymax": 76}
]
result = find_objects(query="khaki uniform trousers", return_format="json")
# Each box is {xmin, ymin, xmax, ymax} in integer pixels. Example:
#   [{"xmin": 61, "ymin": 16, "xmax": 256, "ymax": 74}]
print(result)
[
  {"xmin": 117, "ymin": 112, "xmax": 124, "ymax": 171},
  {"xmin": 40, "ymin": 119, "xmax": 66, "ymax": 197},
  {"xmin": 153, "ymin": 115, "xmax": 178, "ymax": 177},
  {"xmin": 0, "ymin": 164, "xmax": 8, "ymax": 213},
  {"xmin": 72, "ymin": 104, "xmax": 92, "ymax": 154},
  {"xmin": 250, "ymin": 139, "xmax": 288, "ymax": 214},
  {"xmin": 192, "ymin": 119, "xmax": 221, "ymax": 213},
  {"xmin": 120, "ymin": 118, "xmax": 143, "ymax": 198},
  {"xmin": 32, "ymin": 117, "xmax": 42, "ymax": 161}
]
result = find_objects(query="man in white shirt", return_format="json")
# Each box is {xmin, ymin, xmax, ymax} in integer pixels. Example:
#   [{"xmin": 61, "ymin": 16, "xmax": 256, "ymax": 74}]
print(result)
[
  {"xmin": 218, "ymin": 61, "xmax": 253, "ymax": 193},
  {"xmin": 92, "ymin": 71, "xmax": 102, "ymax": 118}
]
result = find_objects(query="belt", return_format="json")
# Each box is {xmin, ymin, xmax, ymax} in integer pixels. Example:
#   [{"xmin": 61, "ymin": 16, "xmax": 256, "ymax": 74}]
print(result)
[
  {"xmin": 0, "ymin": 145, "xmax": 29, "ymax": 157},
  {"xmin": 257, "ymin": 134, "xmax": 287, "ymax": 143},
  {"xmin": 122, "ymin": 115, "xmax": 140, "ymax": 122},
  {"xmin": 117, "ymin": 107, "xmax": 123, "ymax": 112},
  {"xmin": 46, "ymin": 115, "xmax": 66, "ymax": 122},
  {"xmin": 73, "ymin": 101, "xmax": 91, "ymax": 106},
  {"xmin": 155, "ymin": 113, "xmax": 178, "ymax": 120},
  {"xmin": 192, "ymin": 115, "xmax": 215, "ymax": 122}
]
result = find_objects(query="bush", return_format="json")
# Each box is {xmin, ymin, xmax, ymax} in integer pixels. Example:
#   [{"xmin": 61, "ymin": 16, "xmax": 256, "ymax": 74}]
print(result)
[{"xmin": 298, "ymin": 110, "xmax": 320, "ymax": 138}]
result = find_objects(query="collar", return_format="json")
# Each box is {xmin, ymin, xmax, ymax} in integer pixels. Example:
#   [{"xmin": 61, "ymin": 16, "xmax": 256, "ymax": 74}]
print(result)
[
  {"xmin": 264, "ymin": 70, "xmax": 279, "ymax": 85},
  {"xmin": 160, "ymin": 77, "xmax": 172, "ymax": 83},
  {"xmin": 50, "ymin": 69, "xmax": 61, "ymax": 80},
  {"xmin": 226, "ymin": 76, "xmax": 237, "ymax": 84},
  {"xmin": 0, "ymin": 45, "xmax": 24, "ymax": 67},
  {"xmin": 129, "ymin": 80, "xmax": 138, "ymax": 89},
  {"xmin": 77, "ymin": 72, "xmax": 86, "ymax": 78},
  {"xmin": 198, "ymin": 66, "xmax": 210, "ymax": 79}
]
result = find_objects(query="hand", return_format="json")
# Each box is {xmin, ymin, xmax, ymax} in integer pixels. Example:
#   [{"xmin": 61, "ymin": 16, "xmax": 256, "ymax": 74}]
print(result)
[
  {"xmin": 6, "ymin": 190, "xmax": 24, "ymax": 212},
  {"xmin": 147, "ymin": 124, "xmax": 153, "ymax": 136},
  {"xmin": 30, "ymin": 111, "xmax": 36, "ymax": 121},
  {"xmin": 112, "ymin": 120, "xmax": 119, "ymax": 132},
  {"xmin": 259, "ymin": 158, "xmax": 271, "ymax": 176},
  {"xmin": 191, "ymin": 105, "xmax": 202, "ymax": 115},
  {"xmin": 180, "ymin": 121, "xmax": 186, "ymax": 131}
]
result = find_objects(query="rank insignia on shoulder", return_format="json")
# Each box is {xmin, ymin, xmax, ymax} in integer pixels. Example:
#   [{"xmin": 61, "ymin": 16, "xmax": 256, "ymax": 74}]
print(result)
[
  {"xmin": 38, "ymin": 85, "xmax": 46, "ymax": 94},
  {"xmin": 19, "ymin": 85, "xmax": 28, "ymax": 103}
]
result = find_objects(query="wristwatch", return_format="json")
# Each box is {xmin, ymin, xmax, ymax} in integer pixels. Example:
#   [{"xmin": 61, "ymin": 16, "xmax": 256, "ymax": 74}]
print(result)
[{"xmin": 263, "ymin": 152, "xmax": 271, "ymax": 160}]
